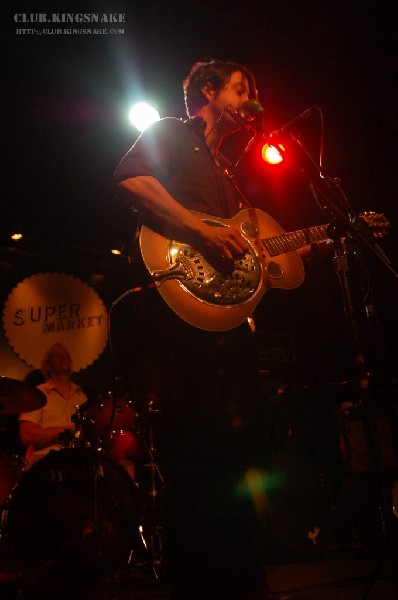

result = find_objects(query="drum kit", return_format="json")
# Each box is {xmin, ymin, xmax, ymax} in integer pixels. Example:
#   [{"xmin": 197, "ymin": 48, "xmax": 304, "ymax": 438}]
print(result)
[{"xmin": 0, "ymin": 376, "xmax": 165, "ymax": 595}]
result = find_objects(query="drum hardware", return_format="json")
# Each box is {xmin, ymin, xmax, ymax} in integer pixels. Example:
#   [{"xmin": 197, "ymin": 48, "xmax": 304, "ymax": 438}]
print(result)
[
  {"xmin": 0, "ymin": 416, "xmax": 26, "ymax": 547},
  {"xmin": 67, "ymin": 387, "xmax": 168, "ymax": 578},
  {"xmin": 0, "ymin": 377, "xmax": 46, "ymax": 414},
  {"xmin": 138, "ymin": 395, "xmax": 165, "ymax": 581},
  {"xmin": 0, "ymin": 454, "xmax": 25, "ymax": 543},
  {"xmin": 66, "ymin": 403, "xmax": 88, "ymax": 448},
  {"xmin": 393, "ymin": 482, "xmax": 398, "ymax": 519}
]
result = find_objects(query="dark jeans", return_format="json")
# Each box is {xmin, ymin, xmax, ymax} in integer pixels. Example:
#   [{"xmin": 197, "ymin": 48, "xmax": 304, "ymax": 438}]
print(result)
[{"xmin": 125, "ymin": 290, "xmax": 268, "ymax": 597}]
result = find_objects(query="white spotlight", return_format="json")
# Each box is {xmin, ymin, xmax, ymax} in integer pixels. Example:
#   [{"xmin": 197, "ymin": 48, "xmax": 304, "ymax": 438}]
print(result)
[{"xmin": 129, "ymin": 102, "xmax": 160, "ymax": 132}]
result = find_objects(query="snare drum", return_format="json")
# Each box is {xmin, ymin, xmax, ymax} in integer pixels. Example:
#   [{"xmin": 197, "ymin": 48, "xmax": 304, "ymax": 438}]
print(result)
[
  {"xmin": 82, "ymin": 392, "xmax": 140, "ymax": 461},
  {"xmin": 6, "ymin": 447, "xmax": 139, "ymax": 576}
]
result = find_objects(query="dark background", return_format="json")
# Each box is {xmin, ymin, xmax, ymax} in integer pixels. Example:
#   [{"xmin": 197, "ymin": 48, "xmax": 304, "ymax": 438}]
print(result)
[{"xmin": 2, "ymin": 0, "xmax": 398, "ymax": 387}]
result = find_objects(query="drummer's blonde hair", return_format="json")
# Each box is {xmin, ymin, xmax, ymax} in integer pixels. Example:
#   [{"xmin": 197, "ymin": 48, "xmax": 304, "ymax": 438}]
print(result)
[{"xmin": 40, "ymin": 343, "xmax": 73, "ymax": 380}]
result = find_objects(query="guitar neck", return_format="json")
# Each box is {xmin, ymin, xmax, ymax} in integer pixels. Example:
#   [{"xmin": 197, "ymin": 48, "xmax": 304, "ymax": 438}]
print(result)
[{"xmin": 263, "ymin": 224, "xmax": 329, "ymax": 257}]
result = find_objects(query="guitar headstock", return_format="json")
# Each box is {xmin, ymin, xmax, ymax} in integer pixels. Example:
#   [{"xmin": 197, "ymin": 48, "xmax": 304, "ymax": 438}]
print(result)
[{"xmin": 358, "ymin": 211, "xmax": 390, "ymax": 238}]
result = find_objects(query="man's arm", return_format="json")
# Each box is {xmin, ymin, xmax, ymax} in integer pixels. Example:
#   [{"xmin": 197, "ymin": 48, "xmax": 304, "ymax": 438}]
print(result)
[
  {"xmin": 19, "ymin": 420, "xmax": 74, "ymax": 449},
  {"xmin": 116, "ymin": 175, "xmax": 248, "ymax": 272}
]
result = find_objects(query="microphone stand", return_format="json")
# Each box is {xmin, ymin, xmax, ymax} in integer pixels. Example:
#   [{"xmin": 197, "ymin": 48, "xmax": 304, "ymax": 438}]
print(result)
[{"xmin": 286, "ymin": 130, "xmax": 398, "ymax": 598}]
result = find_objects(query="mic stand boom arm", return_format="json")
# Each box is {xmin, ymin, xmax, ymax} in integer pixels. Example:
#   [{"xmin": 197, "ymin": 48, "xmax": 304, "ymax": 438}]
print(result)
[{"xmin": 287, "ymin": 131, "xmax": 397, "ymax": 278}]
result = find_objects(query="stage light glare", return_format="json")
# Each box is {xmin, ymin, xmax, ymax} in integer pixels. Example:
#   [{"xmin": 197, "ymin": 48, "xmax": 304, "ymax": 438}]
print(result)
[
  {"xmin": 261, "ymin": 143, "xmax": 284, "ymax": 165},
  {"xmin": 128, "ymin": 102, "xmax": 160, "ymax": 132},
  {"xmin": 11, "ymin": 233, "xmax": 23, "ymax": 241}
]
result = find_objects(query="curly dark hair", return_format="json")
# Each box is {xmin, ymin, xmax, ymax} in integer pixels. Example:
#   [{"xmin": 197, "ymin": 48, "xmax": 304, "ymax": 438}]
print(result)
[{"xmin": 183, "ymin": 59, "xmax": 258, "ymax": 117}]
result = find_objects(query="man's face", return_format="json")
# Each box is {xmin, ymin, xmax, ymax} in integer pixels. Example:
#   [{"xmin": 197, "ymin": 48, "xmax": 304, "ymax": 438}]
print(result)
[
  {"xmin": 47, "ymin": 345, "xmax": 72, "ymax": 375},
  {"xmin": 207, "ymin": 71, "xmax": 251, "ymax": 131}
]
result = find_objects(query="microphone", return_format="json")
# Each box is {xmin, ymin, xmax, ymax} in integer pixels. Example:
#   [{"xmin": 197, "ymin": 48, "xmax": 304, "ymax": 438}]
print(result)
[
  {"xmin": 270, "ymin": 105, "xmax": 318, "ymax": 138},
  {"xmin": 224, "ymin": 100, "xmax": 264, "ymax": 126},
  {"xmin": 239, "ymin": 99, "xmax": 264, "ymax": 121}
]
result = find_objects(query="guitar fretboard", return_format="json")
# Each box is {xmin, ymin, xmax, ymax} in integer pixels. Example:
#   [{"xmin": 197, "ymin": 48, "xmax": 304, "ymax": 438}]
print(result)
[{"xmin": 263, "ymin": 225, "xmax": 329, "ymax": 257}]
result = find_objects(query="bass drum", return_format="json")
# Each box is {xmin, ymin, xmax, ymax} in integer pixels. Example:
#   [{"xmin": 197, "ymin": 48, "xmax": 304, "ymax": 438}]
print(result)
[{"xmin": 6, "ymin": 448, "xmax": 139, "ymax": 577}]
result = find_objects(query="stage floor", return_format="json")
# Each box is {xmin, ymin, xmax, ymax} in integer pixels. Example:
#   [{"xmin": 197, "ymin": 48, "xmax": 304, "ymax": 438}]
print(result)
[{"xmin": 1, "ymin": 552, "xmax": 396, "ymax": 600}]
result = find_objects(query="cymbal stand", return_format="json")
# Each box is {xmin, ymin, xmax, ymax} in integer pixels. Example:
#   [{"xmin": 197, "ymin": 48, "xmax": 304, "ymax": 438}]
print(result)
[{"xmin": 139, "ymin": 399, "xmax": 165, "ymax": 581}]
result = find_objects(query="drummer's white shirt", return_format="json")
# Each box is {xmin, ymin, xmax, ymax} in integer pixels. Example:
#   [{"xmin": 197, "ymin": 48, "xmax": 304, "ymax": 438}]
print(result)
[{"xmin": 19, "ymin": 380, "xmax": 87, "ymax": 469}]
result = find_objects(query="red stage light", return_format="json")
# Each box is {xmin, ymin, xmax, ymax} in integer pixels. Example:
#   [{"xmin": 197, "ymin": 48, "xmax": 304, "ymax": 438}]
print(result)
[{"xmin": 261, "ymin": 142, "xmax": 285, "ymax": 165}]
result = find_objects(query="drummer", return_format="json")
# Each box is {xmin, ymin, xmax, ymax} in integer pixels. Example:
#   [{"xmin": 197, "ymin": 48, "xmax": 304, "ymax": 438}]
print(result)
[{"xmin": 19, "ymin": 343, "xmax": 88, "ymax": 469}]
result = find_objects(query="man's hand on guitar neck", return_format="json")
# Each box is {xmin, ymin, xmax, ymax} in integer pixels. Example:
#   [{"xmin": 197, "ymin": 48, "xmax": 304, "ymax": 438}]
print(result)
[{"xmin": 298, "ymin": 239, "xmax": 333, "ymax": 262}]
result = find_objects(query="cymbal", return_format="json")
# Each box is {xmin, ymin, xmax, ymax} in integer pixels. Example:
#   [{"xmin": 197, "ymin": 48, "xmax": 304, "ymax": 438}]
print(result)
[{"xmin": 0, "ymin": 377, "xmax": 46, "ymax": 414}]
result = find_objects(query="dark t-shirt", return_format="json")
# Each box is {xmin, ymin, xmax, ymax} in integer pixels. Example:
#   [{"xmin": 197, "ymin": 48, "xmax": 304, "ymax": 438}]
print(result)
[{"xmin": 114, "ymin": 116, "xmax": 242, "ymax": 218}]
